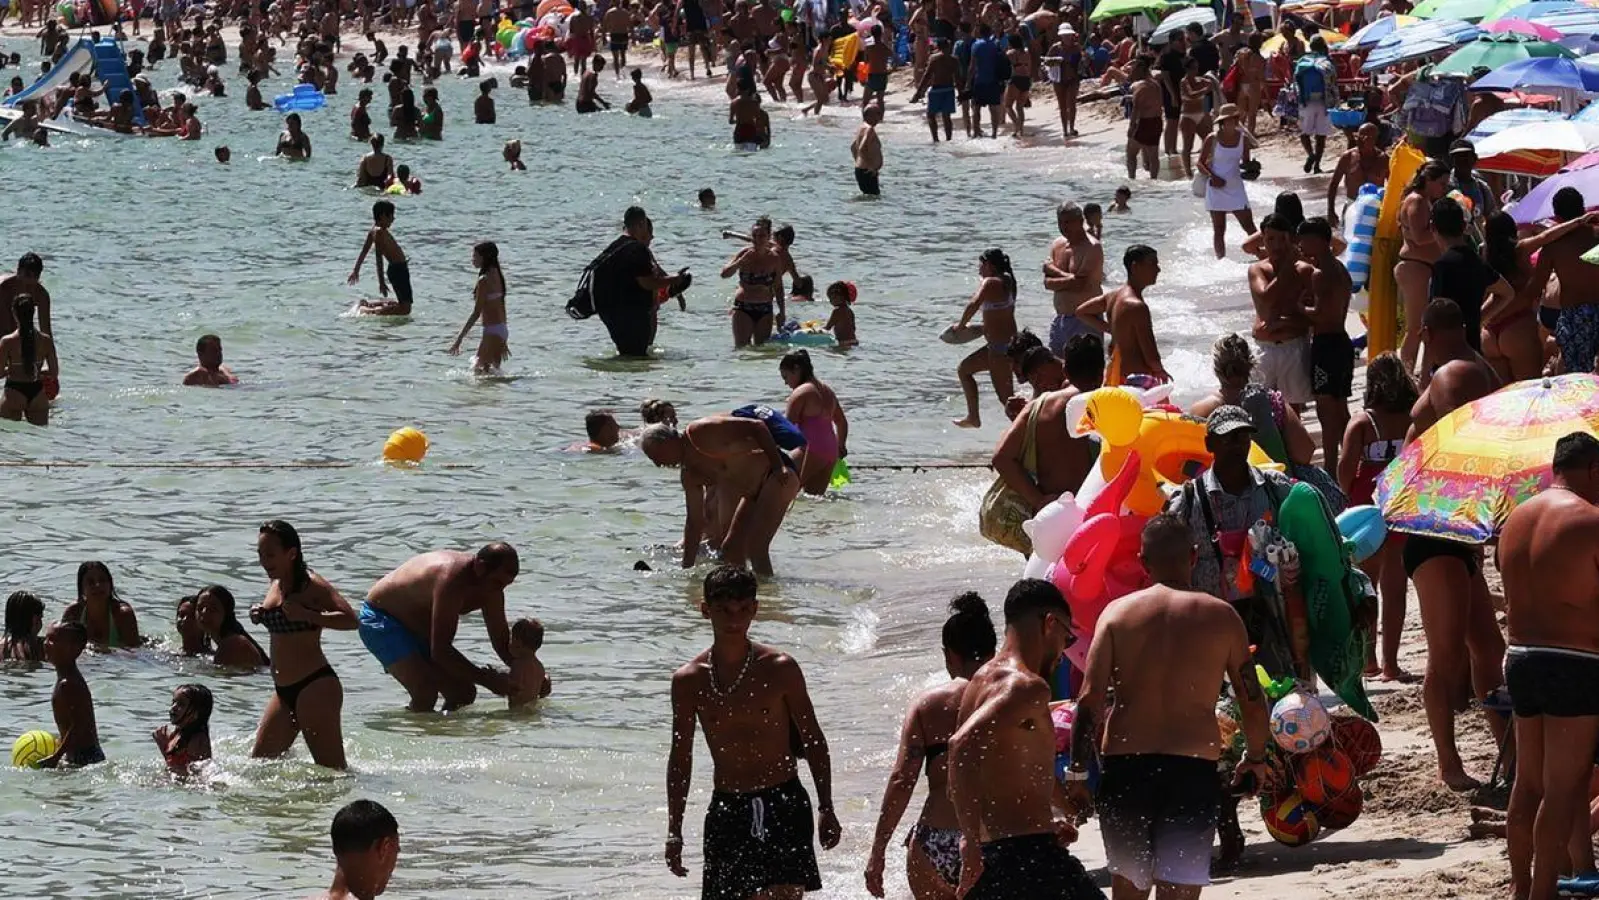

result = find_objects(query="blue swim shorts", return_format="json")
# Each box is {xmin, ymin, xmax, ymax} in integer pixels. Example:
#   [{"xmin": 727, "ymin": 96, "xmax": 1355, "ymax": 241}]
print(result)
[
  {"xmin": 927, "ymin": 86, "xmax": 956, "ymax": 116},
  {"xmin": 358, "ymin": 602, "xmax": 429, "ymax": 670}
]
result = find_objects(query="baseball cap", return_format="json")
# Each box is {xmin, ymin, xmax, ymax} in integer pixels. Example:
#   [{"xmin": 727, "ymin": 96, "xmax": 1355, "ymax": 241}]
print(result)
[{"xmin": 1206, "ymin": 405, "xmax": 1256, "ymax": 437}]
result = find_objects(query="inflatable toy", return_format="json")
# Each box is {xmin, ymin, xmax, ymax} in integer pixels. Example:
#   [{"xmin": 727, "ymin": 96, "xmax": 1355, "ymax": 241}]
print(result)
[
  {"xmin": 274, "ymin": 83, "xmax": 327, "ymax": 112},
  {"xmin": 1021, "ymin": 496, "xmax": 1085, "ymax": 581},
  {"xmin": 773, "ymin": 319, "xmax": 834, "ymax": 346},
  {"xmin": 1270, "ymin": 691, "xmax": 1331, "ymax": 754},
  {"xmin": 383, "ymin": 427, "xmax": 429, "ymax": 464},
  {"xmin": 461, "ymin": 42, "xmax": 479, "ymax": 64},
  {"xmin": 1049, "ymin": 701, "xmax": 1101, "ymax": 789},
  {"xmin": 1341, "ymin": 184, "xmax": 1381, "ymax": 294},
  {"xmin": 1369, "ymin": 142, "xmax": 1425, "ymax": 354},
  {"xmin": 1335, "ymin": 504, "xmax": 1386, "ymax": 564},
  {"xmin": 499, "ymin": 25, "xmax": 519, "ymax": 48},
  {"xmin": 829, "ymin": 31, "xmax": 862, "ymax": 76},
  {"xmin": 1261, "ymin": 793, "xmax": 1321, "ymax": 846},
  {"xmin": 829, "ymin": 459, "xmax": 851, "ymax": 490},
  {"xmin": 1279, "ymin": 482, "xmax": 1376, "ymax": 720},
  {"xmin": 1293, "ymin": 747, "xmax": 1355, "ymax": 804},
  {"xmin": 1329, "ymin": 714, "xmax": 1382, "ymax": 776},
  {"xmin": 1313, "ymin": 783, "xmax": 1364, "ymax": 830},
  {"xmin": 537, "ymin": 0, "xmax": 574, "ymax": 16},
  {"xmin": 11, "ymin": 730, "xmax": 56, "ymax": 768},
  {"xmin": 1066, "ymin": 386, "xmax": 1278, "ymax": 516}
]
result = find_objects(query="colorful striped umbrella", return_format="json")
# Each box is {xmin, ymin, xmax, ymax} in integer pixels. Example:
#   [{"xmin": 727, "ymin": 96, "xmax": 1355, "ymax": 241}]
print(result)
[
  {"xmin": 1377, "ymin": 375, "xmax": 1599, "ymax": 542},
  {"xmin": 1482, "ymin": 17, "xmax": 1566, "ymax": 38}
]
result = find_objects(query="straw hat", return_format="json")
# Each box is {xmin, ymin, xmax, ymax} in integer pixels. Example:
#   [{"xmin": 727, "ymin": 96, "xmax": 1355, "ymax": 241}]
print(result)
[{"xmin": 1214, "ymin": 103, "xmax": 1242, "ymax": 124}]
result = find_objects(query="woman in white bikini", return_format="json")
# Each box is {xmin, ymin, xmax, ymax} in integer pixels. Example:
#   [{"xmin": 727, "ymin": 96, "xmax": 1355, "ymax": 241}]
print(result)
[
  {"xmin": 1178, "ymin": 56, "xmax": 1217, "ymax": 179},
  {"xmin": 449, "ymin": 241, "xmax": 510, "ymax": 374}
]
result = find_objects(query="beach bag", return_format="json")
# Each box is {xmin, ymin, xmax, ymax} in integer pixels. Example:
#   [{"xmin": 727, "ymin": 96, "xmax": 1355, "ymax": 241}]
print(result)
[
  {"xmin": 979, "ymin": 399, "xmax": 1042, "ymax": 556},
  {"xmin": 1192, "ymin": 168, "xmax": 1208, "ymax": 198},
  {"xmin": 567, "ymin": 236, "xmax": 630, "ymax": 320},
  {"xmin": 1221, "ymin": 62, "xmax": 1240, "ymax": 101},
  {"xmin": 1293, "ymin": 56, "xmax": 1328, "ymax": 104},
  {"xmin": 1401, "ymin": 76, "xmax": 1466, "ymax": 139}
]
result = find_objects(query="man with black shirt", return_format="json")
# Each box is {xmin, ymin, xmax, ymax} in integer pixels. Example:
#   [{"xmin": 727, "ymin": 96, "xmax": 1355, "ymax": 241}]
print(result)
[
  {"xmin": 1186, "ymin": 22, "xmax": 1219, "ymax": 77},
  {"xmin": 1157, "ymin": 31, "xmax": 1186, "ymax": 156},
  {"xmin": 587, "ymin": 206, "xmax": 691, "ymax": 357},
  {"xmin": 1429, "ymin": 196, "xmax": 1511, "ymax": 355}
]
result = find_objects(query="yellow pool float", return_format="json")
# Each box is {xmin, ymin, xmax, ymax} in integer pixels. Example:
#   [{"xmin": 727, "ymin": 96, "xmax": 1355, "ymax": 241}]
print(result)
[{"xmin": 1067, "ymin": 387, "xmax": 1280, "ymax": 515}]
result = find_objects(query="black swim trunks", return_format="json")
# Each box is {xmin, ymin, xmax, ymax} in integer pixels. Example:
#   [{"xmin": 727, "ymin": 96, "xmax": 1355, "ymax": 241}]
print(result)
[
  {"xmin": 1401, "ymin": 534, "xmax": 1478, "ymax": 579},
  {"xmin": 456, "ymin": 20, "xmax": 475, "ymax": 47},
  {"xmin": 1506, "ymin": 646, "xmax": 1599, "ymax": 718},
  {"xmin": 1099, "ymin": 754, "xmax": 1219, "ymax": 892},
  {"xmin": 854, "ymin": 167, "xmax": 880, "ymax": 196},
  {"xmin": 386, "ymin": 259, "xmax": 414, "ymax": 309},
  {"xmin": 703, "ymin": 777, "xmax": 823, "ymax": 900},
  {"xmin": 1310, "ymin": 331, "xmax": 1356, "ymax": 399},
  {"xmin": 968, "ymin": 834, "xmax": 1104, "ymax": 900}
]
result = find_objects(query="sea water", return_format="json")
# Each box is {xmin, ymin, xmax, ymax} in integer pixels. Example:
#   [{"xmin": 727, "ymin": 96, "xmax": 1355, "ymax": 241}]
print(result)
[{"xmin": 0, "ymin": 39, "xmax": 1273, "ymax": 898}]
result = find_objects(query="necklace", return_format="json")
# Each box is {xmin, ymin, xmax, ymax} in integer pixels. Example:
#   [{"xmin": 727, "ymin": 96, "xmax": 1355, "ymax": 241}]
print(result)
[{"xmin": 708, "ymin": 644, "xmax": 754, "ymax": 700}]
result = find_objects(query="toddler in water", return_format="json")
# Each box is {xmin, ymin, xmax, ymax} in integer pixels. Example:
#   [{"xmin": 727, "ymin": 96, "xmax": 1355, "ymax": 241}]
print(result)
[
  {"xmin": 503, "ymin": 139, "xmax": 526, "ymax": 171},
  {"xmin": 582, "ymin": 409, "xmax": 622, "ymax": 452},
  {"xmin": 507, "ymin": 617, "xmax": 552, "ymax": 708},
  {"xmin": 152, "ymin": 683, "xmax": 213, "ymax": 774},
  {"xmin": 1111, "ymin": 186, "xmax": 1131, "ymax": 213},
  {"xmin": 825, "ymin": 281, "xmax": 858, "ymax": 347},
  {"xmin": 1083, "ymin": 202, "xmax": 1103, "ymax": 240},
  {"xmin": 41, "ymin": 621, "xmax": 104, "ymax": 768}
]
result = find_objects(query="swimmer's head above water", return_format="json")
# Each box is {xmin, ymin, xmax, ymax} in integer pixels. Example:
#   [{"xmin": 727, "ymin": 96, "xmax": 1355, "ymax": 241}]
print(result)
[
  {"xmin": 698, "ymin": 188, "xmax": 716, "ymax": 210},
  {"xmin": 328, "ymin": 799, "xmax": 401, "ymax": 899},
  {"xmin": 214, "ymin": 145, "xmax": 230, "ymax": 163},
  {"xmin": 639, "ymin": 398, "xmax": 678, "ymax": 427},
  {"xmin": 585, "ymin": 409, "xmax": 621, "ymax": 450}
]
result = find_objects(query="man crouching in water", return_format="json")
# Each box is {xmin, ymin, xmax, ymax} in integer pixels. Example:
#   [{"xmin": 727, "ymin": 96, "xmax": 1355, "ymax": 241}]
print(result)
[
  {"xmin": 666, "ymin": 565, "xmax": 841, "ymax": 898},
  {"xmin": 358, "ymin": 543, "xmax": 520, "ymax": 712},
  {"xmin": 640, "ymin": 416, "xmax": 800, "ymax": 576},
  {"xmin": 950, "ymin": 579, "xmax": 1106, "ymax": 900}
]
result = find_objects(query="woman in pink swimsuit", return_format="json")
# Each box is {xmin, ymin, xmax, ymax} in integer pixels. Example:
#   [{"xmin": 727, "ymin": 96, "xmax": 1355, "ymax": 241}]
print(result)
[{"xmin": 780, "ymin": 349, "xmax": 848, "ymax": 496}]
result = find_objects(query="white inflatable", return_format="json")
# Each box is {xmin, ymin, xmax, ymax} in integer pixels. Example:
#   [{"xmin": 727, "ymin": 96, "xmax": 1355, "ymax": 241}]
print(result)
[{"xmin": 1342, "ymin": 184, "xmax": 1381, "ymax": 295}]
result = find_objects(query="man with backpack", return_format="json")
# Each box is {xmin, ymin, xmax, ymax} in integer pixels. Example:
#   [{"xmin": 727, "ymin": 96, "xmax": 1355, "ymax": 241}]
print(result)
[
  {"xmin": 567, "ymin": 206, "xmax": 691, "ymax": 357},
  {"xmin": 1292, "ymin": 35, "xmax": 1339, "ymax": 174}
]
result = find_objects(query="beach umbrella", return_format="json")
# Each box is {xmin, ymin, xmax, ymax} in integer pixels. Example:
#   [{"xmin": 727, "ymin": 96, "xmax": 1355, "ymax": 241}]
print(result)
[
  {"xmin": 1150, "ymin": 6, "xmax": 1218, "ymax": 44},
  {"xmin": 1507, "ymin": 149, "xmax": 1599, "ymax": 221},
  {"xmin": 1348, "ymin": 14, "xmax": 1420, "ymax": 48},
  {"xmin": 1467, "ymin": 106, "xmax": 1567, "ymax": 141},
  {"xmin": 1526, "ymin": 9, "xmax": 1599, "ymax": 34},
  {"xmin": 1377, "ymin": 375, "xmax": 1599, "ymax": 542},
  {"xmin": 1433, "ymin": 31, "xmax": 1574, "ymax": 73},
  {"xmin": 1263, "ymin": 28, "xmax": 1348, "ymax": 55},
  {"xmin": 1090, "ymin": 0, "xmax": 1169, "ymax": 22},
  {"xmin": 1482, "ymin": 17, "xmax": 1566, "ymax": 38},
  {"xmin": 1472, "ymin": 117, "xmax": 1599, "ymax": 155},
  {"xmin": 1486, "ymin": 0, "xmax": 1580, "ymax": 19},
  {"xmin": 1362, "ymin": 18, "xmax": 1484, "ymax": 69},
  {"xmin": 1413, "ymin": 0, "xmax": 1500, "ymax": 21},
  {"xmin": 1470, "ymin": 53, "xmax": 1599, "ymax": 89}
]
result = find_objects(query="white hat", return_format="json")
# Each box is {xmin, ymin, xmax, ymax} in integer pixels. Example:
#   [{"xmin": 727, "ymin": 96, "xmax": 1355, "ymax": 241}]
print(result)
[{"xmin": 1058, "ymin": 23, "xmax": 1075, "ymax": 35}]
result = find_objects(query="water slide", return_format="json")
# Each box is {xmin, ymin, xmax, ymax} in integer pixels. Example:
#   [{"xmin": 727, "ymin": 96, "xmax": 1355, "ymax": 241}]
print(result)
[
  {"xmin": 90, "ymin": 37, "xmax": 145, "ymax": 126},
  {"xmin": 2, "ymin": 38, "xmax": 94, "ymax": 108},
  {"xmin": 2, "ymin": 37, "xmax": 144, "ymax": 127}
]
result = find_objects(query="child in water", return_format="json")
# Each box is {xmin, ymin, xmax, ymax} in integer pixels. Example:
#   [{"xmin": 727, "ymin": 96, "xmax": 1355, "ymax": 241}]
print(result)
[
  {"xmin": 1111, "ymin": 186, "xmax": 1132, "ymax": 212},
  {"xmin": 40, "ymin": 621, "xmax": 104, "ymax": 768},
  {"xmin": 152, "ymin": 683, "xmax": 213, "ymax": 774},
  {"xmin": 507, "ymin": 617, "xmax": 552, "ymax": 708},
  {"xmin": 2, "ymin": 590, "xmax": 45, "ymax": 661},
  {"xmin": 582, "ymin": 409, "xmax": 621, "ymax": 451},
  {"xmin": 386, "ymin": 164, "xmax": 422, "ymax": 195},
  {"xmin": 639, "ymin": 397, "xmax": 678, "ymax": 426},
  {"xmin": 825, "ymin": 280, "xmax": 858, "ymax": 347},
  {"xmin": 1083, "ymin": 201, "xmax": 1103, "ymax": 240},
  {"xmin": 625, "ymin": 67, "xmax": 652, "ymax": 117},
  {"xmin": 448, "ymin": 241, "xmax": 510, "ymax": 374},
  {"xmin": 698, "ymin": 188, "xmax": 716, "ymax": 210},
  {"xmin": 349, "ymin": 200, "xmax": 413, "ymax": 316},
  {"xmin": 789, "ymin": 274, "xmax": 814, "ymax": 305},
  {"xmin": 503, "ymin": 139, "xmax": 526, "ymax": 171}
]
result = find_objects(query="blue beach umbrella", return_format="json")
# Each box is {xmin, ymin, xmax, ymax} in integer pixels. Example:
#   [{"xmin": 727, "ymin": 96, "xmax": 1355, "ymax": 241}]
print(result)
[
  {"xmin": 1526, "ymin": 9, "xmax": 1599, "ymax": 34},
  {"xmin": 1490, "ymin": 0, "xmax": 1582, "ymax": 20},
  {"xmin": 1470, "ymin": 53, "xmax": 1599, "ymax": 91},
  {"xmin": 1362, "ymin": 17, "xmax": 1484, "ymax": 70},
  {"xmin": 1348, "ymin": 14, "xmax": 1419, "ymax": 49}
]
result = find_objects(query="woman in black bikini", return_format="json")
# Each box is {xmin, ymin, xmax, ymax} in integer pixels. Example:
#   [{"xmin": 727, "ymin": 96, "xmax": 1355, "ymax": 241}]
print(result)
[
  {"xmin": 864, "ymin": 594, "xmax": 997, "ymax": 899},
  {"xmin": 248, "ymin": 520, "xmax": 357, "ymax": 770},
  {"xmin": 720, "ymin": 216, "xmax": 785, "ymax": 347},
  {"xmin": 353, "ymin": 133, "xmax": 394, "ymax": 189},
  {"xmin": 195, "ymin": 584, "xmax": 269, "ymax": 669},
  {"xmin": 390, "ymin": 88, "xmax": 421, "ymax": 141},
  {"xmin": 0, "ymin": 294, "xmax": 57, "ymax": 427}
]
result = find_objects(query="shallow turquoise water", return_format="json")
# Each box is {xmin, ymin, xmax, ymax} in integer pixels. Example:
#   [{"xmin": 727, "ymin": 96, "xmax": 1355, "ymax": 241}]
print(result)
[{"xmin": 0, "ymin": 33, "xmax": 1272, "ymax": 899}]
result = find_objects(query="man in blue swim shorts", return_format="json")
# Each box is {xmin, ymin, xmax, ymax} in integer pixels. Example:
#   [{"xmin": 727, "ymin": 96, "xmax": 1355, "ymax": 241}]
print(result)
[
  {"xmin": 912, "ymin": 38, "xmax": 960, "ymax": 143},
  {"xmin": 359, "ymin": 543, "xmax": 521, "ymax": 711}
]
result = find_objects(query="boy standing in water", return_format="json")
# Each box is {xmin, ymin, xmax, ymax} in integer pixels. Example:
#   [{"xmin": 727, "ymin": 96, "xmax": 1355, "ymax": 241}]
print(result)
[
  {"xmin": 666, "ymin": 566, "xmax": 842, "ymax": 898},
  {"xmin": 40, "ymin": 621, "xmax": 105, "ymax": 769},
  {"xmin": 851, "ymin": 103, "xmax": 883, "ymax": 197},
  {"xmin": 348, "ymin": 200, "xmax": 413, "ymax": 316},
  {"xmin": 318, "ymin": 799, "xmax": 401, "ymax": 900}
]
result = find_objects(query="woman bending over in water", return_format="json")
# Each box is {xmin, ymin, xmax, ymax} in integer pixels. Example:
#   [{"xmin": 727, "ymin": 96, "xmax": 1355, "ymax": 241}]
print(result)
[
  {"xmin": 449, "ymin": 241, "xmax": 510, "ymax": 374},
  {"xmin": 249, "ymin": 520, "xmax": 357, "ymax": 770},
  {"xmin": 780, "ymin": 349, "xmax": 849, "ymax": 496}
]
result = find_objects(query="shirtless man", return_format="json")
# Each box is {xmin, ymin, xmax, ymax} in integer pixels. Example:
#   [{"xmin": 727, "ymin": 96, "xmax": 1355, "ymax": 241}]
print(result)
[
  {"xmin": 1501, "ymin": 433, "xmax": 1599, "ymax": 900},
  {"xmin": 639, "ymin": 415, "xmax": 801, "ymax": 576},
  {"xmin": 729, "ymin": 86, "xmax": 770, "ymax": 148},
  {"xmin": 0, "ymin": 100, "xmax": 40, "ymax": 141},
  {"xmin": 1044, "ymin": 202, "xmax": 1103, "ymax": 357},
  {"xmin": 348, "ymin": 200, "xmax": 414, "ymax": 316},
  {"xmin": 1074, "ymin": 514, "xmax": 1270, "ymax": 900},
  {"xmin": 860, "ymin": 24, "xmax": 892, "ymax": 109},
  {"xmin": 358, "ymin": 543, "xmax": 520, "ymax": 712},
  {"xmin": 910, "ymin": 37, "xmax": 959, "ymax": 142},
  {"xmin": 576, "ymin": 55, "xmax": 611, "ymax": 112},
  {"xmin": 1325, "ymin": 123, "xmax": 1390, "ymax": 226},
  {"xmin": 851, "ymin": 103, "xmax": 883, "ymax": 197},
  {"xmin": 1078, "ymin": 244, "xmax": 1169, "ymax": 386},
  {"xmin": 1406, "ymin": 297, "xmax": 1506, "ymax": 790},
  {"xmin": 1235, "ymin": 33, "xmax": 1266, "ymax": 135},
  {"xmin": 601, "ymin": 2, "xmax": 632, "ymax": 76},
  {"xmin": 182, "ymin": 334, "xmax": 238, "ymax": 386},
  {"xmin": 992, "ymin": 337, "xmax": 1104, "ymax": 543},
  {"xmin": 949, "ymin": 579, "xmax": 1104, "ymax": 900},
  {"xmin": 1249, "ymin": 214, "xmax": 1315, "ymax": 410},
  {"xmin": 1126, "ymin": 56, "xmax": 1162, "ymax": 180},
  {"xmin": 666, "ymin": 565, "xmax": 841, "ymax": 899},
  {"xmin": 1299, "ymin": 217, "xmax": 1353, "ymax": 473},
  {"xmin": 315, "ymin": 799, "xmax": 400, "ymax": 900},
  {"xmin": 1522, "ymin": 187, "xmax": 1599, "ymax": 374},
  {"xmin": 567, "ymin": 2, "xmax": 597, "ymax": 75},
  {"xmin": 0, "ymin": 252, "xmax": 50, "ymax": 336}
]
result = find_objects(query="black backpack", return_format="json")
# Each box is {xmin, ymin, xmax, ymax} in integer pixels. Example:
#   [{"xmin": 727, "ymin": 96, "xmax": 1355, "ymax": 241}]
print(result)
[{"xmin": 566, "ymin": 237, "xmax": 631, "ymax": 321}]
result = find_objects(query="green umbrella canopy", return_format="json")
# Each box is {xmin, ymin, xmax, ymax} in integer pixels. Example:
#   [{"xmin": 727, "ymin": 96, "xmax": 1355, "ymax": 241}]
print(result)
[
  {"xmin": 1090, "ymin": 0, "xmax": 1169, "ymax": 23},
  {"xmin": 1432, "ymin": 32, "xmax": 1575, "ymax": 75},
  {"xmin": 1411, "ymin": 0, "xmax": 1500, "ymax": 21}
]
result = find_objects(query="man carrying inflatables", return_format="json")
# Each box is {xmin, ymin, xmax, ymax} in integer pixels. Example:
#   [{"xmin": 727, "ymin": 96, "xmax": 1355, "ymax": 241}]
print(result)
[
  {"xmin": 583, "ymin": 206, "xmax": 691, "ymax": 357},
  {"xmin": 1404, "ymin": 297, "xmax": 1507, "ymax": 792},
  {"xmin": 949, "ymin": 579, "xmax": 1104, "ymax": 900},
  {"xmin": 357, "ymin": 544, "xmax": 521, "ymax": 712},
  {"xmin": 1500, "ymin": 433, "xmax": 1599, "ymax": 900},
  {"xmin": 1073, "ymin": 515, "xmax": 1271, "ymax": 900},
  {"xmin": 639, "ymin": 412, "xmax": 801, "ymax": 577},
  {"xmin": 665, "ymin": 565, "xmax": 841, "ymax": 899}
]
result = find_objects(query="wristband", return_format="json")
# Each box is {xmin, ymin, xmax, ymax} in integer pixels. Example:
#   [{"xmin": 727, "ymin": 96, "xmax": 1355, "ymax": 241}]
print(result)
[
  {"xmin": 665, "ymin": 835, "xmax": 683, "ymax": 845},
  {"xmin": 1061, "ymin": 767, "xmax": 1090, "ymax": 783}
]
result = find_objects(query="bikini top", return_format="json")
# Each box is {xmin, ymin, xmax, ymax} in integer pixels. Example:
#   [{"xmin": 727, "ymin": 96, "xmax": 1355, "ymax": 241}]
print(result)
[
  {"xmin": 257, "ymin": 605, "xmax": 317, "ymax": 634},
  {"xmin": 982, "ymin": 293, "xmax": 1017, "ymax": 312},
  {"xmin": 923, "ymin": 741, "xmax": 949, "ymax": 774},
  {"xmin": 1361, "ymin": 415, "xmax": 1403, "ymax": 465},
  {"xmin": 739, "ymin": 268, "xmax": 777, "ymax": 287}
]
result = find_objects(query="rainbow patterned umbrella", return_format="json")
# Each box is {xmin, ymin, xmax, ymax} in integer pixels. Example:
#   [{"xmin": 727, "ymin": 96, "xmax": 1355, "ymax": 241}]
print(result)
[{"xmin": 1377, "ymin": 374, "xmax": 1599, "ymax": 542}]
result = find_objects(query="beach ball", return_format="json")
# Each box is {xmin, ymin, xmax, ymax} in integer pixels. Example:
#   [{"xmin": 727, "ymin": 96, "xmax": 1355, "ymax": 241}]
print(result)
[
  {"xmin": 11, "ymin": 730, "xmax": 56, "ymax": 768},
  {"xmin": 382, "ymin": 427, "xmax": 429, "ymax": 464},
  {"xmin": 1271, "ymin": 691, "xmax": 1331, "ymax": 754},
  {"xmin": 1314, "ymin": 783, "xmax": 1364, "ymax": 831},
  {"xmin": 1329, "ymin": 714, "xmax": 1383, "ymax": 777},
  {"xmin": 1261, "ymin": 793, "xmax": 1321, "ymax": 847},
  {"xmin": 1293, "ymin": 747, "xmax": 1355, "ymax": 804}
]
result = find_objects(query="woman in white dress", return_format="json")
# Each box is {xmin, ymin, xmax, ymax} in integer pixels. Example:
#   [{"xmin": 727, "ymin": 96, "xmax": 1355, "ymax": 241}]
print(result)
[{"xmin": 1198, "ymin": 103, "xmax": 1257, "ymax": 259}]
